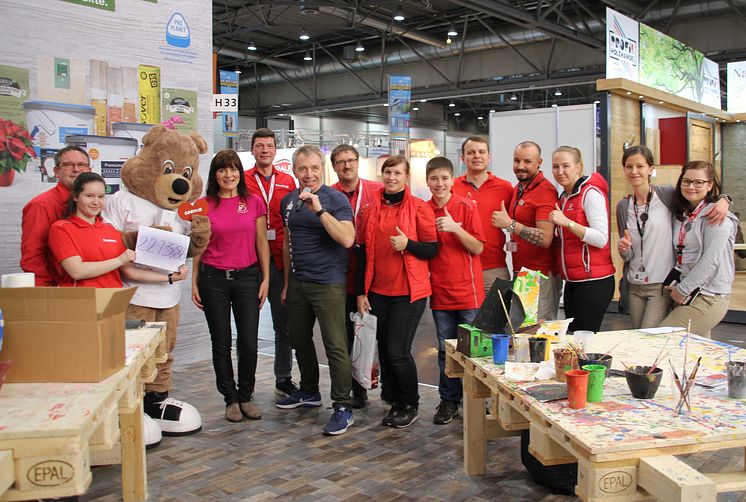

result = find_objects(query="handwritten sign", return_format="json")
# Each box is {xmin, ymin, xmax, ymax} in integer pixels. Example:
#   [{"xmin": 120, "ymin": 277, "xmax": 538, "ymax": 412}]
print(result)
[{"xmin": 134, "ymin": 226, "xmax": 190, "ymax": 271}]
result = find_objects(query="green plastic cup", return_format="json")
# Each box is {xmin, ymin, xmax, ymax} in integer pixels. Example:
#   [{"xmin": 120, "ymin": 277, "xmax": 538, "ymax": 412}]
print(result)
[{"xmin": 582, "ymin": 364, "xmax": 607, "ymax": 403}]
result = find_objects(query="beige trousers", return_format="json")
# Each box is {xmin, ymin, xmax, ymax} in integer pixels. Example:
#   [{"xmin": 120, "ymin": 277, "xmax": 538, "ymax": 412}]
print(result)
[
  {"xmin": 628, "ymin": 282, "xmax": 672, "ymax": 329},
  {"xmin": 659, "ymin": 294, "xmax": 730, "ymax": 338}
]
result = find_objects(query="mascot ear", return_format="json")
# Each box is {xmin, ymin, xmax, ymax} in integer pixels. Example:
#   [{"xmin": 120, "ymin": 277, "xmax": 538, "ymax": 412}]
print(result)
[
  {"xmin": 141, "ymin": 124, "xmax": 169, "ymax": 147},
  {"xmin": 188, "ymin": 132, "xmax": 208, "ymax": 154}
]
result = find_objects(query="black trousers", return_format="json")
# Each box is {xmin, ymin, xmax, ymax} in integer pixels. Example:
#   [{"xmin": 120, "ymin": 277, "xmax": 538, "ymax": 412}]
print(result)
[
  {"xmin": 368, "ymin": 292, "xmax": 426, "ymax": 408},
  {"xmin": 199, "ymin": 265, "xmax": 261, "ymax": 405},
  {"xmin": 564, "ymin": 275, "xmax": 615, "ymax": 333}
]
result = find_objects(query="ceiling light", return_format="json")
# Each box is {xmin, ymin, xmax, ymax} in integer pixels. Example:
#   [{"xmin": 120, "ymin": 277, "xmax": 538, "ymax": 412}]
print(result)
[
  {"xmin": 247, "ymin": 40, "xmax": 257, "ymax": 51},
  {"xmin": 489, "ymin": 109, "xmax": 495, "ymax": 113},
  {"xmin": 510, "ymin": 93, "xmax": 517, "ymax": 101},
  {"xmin": 303, "ymin": 51, "xmax": 312, "ymax": 61},
  {"xmin": 477, "ymin": 116, "xmax": 484, "ymax": 120},
  {"xmin": 638, "ymin": 95, "xmax": 644, "ymax": 99},
  {"xmin": 412, "ymin": 106, "xmax": 419, "ymax": 111},
  {"xmin": 420, "ymin": 99, "xmax": 427, "ymax": 103},
  {"xmin": 355, "ymin": 41, "xmax": 365, "ymax": 52},
  {"xmin": 454, "ymin": 112, "xmax": 461, "ymax": 116},
  {"xmin": 393, "ymin": 6, "xmax": 405, "ymax": 21},
  {"xmin": 593, "ymin": 100, "xmax": 600, "ymax": 104},
  {"xmin": 235, "ymin": 67, "xmax": 241, "ymax": 74},
  {"xmin": 447, "ymin": 23, "xmax": 458, "ymax": 36},
  {"xmin": 446, "ymin": 37, "xmax": 452, "ymax": 45},
  {"xmin": 658, "ymin": 100, "xmax": 664, "ymax": 104},
  {"xmin": 299, "ymin": 28, "xmax": 310, "ymax": 40},
  {"xmin": 625, "ymin": 91, "xmax": 632, "ymax": 95},
  {"xmin": 554, "ymin": 88, "xmax": 562, "ymax": 96},
  {"xmin": 383, "ymin": 103, "xmax": 389, "ymax": 107},
  {"xmin": 448, "ymin": 102, "xmax": 455, "ymax": 107},
  {"xmin": 551, "ymin": 103, "xmax": 558, "ymax": 107}
]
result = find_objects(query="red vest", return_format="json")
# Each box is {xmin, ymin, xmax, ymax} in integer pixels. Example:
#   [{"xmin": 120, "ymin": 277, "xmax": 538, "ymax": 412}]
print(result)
[
  {"xmin": 557, "ymin": 173, "xmax": 615, "ymax": 282},
  {"xmin": 361, "ymin": 187, "xmax": 432, "ymax": 302}
]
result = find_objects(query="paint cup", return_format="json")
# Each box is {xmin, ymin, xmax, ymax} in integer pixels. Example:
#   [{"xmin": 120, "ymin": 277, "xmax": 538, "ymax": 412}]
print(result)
[
  {"xmin": 528, "ymin": 337, "xmax": 548, "ymax": 363},
  {"xmin": 553, "ymin": 347, "xmax": 578, "ymax": 383},
  {"xmin": 514, "ymin": 337, "xmax": 529, "ymax": 363},
  {"xmin": 582, "ymin": 364, "xmax": 607, "ymax": 403},
  {"xmin": 625, "ymin": 366, "xmax": 663, "ymax": 399},
  {"xmin": 491, "ymin": 334, "xmax": 511, "ymax": 364},
  {"xmin": 726, "ymin": 361, "xmax": 746, "ymax": 399},
  {"xmin": 573, "ymin": 330, "xmax": 595, "ymax": 350},
  {"xmin": 578, "ymin": 353, "xmax": 613, "ymax": 377},
  {"xmin": 565, "ymin": 369, "xmax": 590, "ymax": 409}
]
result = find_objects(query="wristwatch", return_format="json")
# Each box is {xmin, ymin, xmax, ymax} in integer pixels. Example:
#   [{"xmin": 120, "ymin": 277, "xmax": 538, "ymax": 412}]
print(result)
[
  {"xmin": 316, "ymin": 208, "xmax": 327, "ymax": 217},
  {"xmin": 506, "ymin": 220, "xmax": 517, "ymax": 234},
  {"xmin": 567, "ymin": 221, "xmax": 575, "ymax": 229}
]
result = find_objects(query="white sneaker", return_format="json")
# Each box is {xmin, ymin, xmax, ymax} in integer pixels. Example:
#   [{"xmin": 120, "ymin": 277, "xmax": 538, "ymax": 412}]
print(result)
[
  {"xmin": 149, "ymin": 397, "xmax": 202, "ymax": 436},
  {"xmin": 143, "ymin": 414, "xmax": 162, "ymax": 449}
]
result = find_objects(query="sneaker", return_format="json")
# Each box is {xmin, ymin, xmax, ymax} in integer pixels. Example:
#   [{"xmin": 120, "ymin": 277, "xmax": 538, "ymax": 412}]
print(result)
[
  {"xmin": 225, "ymin": 403, "xmax": 243, "ymax": 422},
  {"xmin": 275, "ymin": 379, "xmax": 299, "ymax": 397},
  {"xmin": 275, "ymin": 389, "xmax": 322, "ymax": 409},
  {"xmin": 239, "ymin": 401, "xmax": 262, "ymax": 420},
  {"xmin": 352, "ymin": 390, "xmax": 368, "ymax": 409},
  {"xmin": 433, "ymin": 400, "xmax": 459, "ymax": 425},
  {"xmin": 323, "ymin": 404, "xmax": 354, "ymax": 436},
  {"xmin": 382, "ymin": 404, "xmax": 398, "ymax": 427},
  {"xmin": 391, "ymin": 405, "xmax": 419, "ymax": 429}
]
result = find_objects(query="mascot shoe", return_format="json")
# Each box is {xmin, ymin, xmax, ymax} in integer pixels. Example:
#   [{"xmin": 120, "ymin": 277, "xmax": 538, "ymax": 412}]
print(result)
[
  {"xmin": 144, "ymin": 414, "xmax": 162, "ymax": 449},
  {"xmin": 147, "ymin": 396, "xmax": 203, "ymax": 436}
]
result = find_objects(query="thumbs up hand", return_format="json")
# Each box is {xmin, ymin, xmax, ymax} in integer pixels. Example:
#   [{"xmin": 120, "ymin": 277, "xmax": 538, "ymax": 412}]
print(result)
[
  {"xmin": 491, "ymin": 200, "xmax": 513, "ymax": 229},
  {"xmin": 390, "ymin": 226, "xmax": 409, "ymax": 252},
  {"xmin": 436, "ymin": 206, "xmax": 461, "ymax": 233},
  {"xmin": 618, "ymin": 229, "xmax": 633, "ymax": 255},
  {"xmin": 549, "ymin": 203, "xmax": 571, "ymax": 228}
]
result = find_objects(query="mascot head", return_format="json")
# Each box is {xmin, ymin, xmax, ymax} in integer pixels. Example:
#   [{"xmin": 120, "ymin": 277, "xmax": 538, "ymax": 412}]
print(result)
[{"xmin": 121, "ymin": 125, "xmax": 208, "ymax": 210}]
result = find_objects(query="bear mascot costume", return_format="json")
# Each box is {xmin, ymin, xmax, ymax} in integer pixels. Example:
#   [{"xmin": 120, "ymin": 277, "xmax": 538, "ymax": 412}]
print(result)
[{"xmin": 103, "ymin": 124, "xmax": 210, "ymax": 446}]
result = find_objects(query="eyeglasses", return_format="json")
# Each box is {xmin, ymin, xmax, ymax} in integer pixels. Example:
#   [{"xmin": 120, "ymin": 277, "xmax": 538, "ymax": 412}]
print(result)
[
  {"xmin": 59, "ymin": 162, "xmax": 91, "ymax": 170},
  {"xmin": 681, "ymin": 178, "xmax": 711, "ymax": 188},
  {"xmin": 333, "ymin": 159, "xmax": 358, "ymax": 168}
]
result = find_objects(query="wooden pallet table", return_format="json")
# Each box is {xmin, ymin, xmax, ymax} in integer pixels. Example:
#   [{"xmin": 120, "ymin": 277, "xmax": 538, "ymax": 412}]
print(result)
[
  {"xmin": 0, "ymin": 322, "xmax": 166, "ymax": 501},
  {"xmin": 446, "ymin": 329, "xmax": 746, "ymax": 502}
]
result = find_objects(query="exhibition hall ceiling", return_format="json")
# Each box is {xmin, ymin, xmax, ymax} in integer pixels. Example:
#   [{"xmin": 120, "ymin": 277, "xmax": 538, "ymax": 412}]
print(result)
[{"xmin": 213, "ymin": 0, "xmax": 746, "ymax": 122}]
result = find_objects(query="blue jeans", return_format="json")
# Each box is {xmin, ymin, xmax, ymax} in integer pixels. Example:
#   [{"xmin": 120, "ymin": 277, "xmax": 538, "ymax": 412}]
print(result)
[
  {"xmin": 267, "ymin": 260, "xmax": 293, "ymax": 383},
  {"xmin": 432, "ymin": 308, "xmax": 480, "ymax": 402},
  {"xmin": 198, "ymin": 264, "xmax": 261, "ymax": 405}
]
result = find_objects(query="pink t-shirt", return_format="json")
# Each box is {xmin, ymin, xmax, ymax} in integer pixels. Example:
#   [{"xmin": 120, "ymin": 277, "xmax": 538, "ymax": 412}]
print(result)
[{"xmin": 201, "ymin": 194, "xmax": 266, "ymax": 270}]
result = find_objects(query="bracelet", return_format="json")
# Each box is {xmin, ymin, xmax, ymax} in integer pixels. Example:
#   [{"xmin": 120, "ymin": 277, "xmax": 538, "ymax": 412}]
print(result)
[
  {"xmin": 316, "ymin": 208, "xmax": 327, "ymax": 217},
  {"xmin": 507, "ymin": 220, "xmax": 517, "ymax": 234},
  {"xmin": 168, "ymin": 273, "xmax": 174, "ymax": 285}
]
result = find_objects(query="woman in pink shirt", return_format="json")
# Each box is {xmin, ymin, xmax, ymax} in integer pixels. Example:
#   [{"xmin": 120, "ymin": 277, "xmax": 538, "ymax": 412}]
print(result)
[{"xmin": 191, "ymin": 150, "xmax": 270, "ymax": 423}]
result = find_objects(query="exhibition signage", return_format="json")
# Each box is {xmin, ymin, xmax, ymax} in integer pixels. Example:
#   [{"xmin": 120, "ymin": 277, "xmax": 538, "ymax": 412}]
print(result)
[
  {"xmin": 210, "ymin": 94, "xmax": 238, "ymax": 112},
  {"xmin": 61, "ymin": 0, "xmax": 115, "ymax": 11},
  {"xmin": 727, "ymin": 61, "xmax": 746, "ymax": 113},
  {"xmin": 388, "ymin": 75, "xmax": 411, "ymax": 142},
  {"xmin": 218, "ymin": 70, "xmax": 238, "ymax": 135},
  {"xmin": 605, "ymin": 7, "xmax": 721, "ymax": 110}
]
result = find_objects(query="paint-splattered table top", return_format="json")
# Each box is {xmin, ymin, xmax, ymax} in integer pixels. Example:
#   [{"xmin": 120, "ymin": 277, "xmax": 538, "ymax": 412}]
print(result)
[
  {"xmin": 462, "ymin": 329, "xmax": 746, "ymax": 459},
  {"xmin": 0, "ymin": 324, "xmax": 165, "ymax": 441}
]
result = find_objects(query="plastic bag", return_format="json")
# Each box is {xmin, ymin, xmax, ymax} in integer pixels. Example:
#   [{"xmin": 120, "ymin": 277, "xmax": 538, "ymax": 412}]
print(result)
[{"xmin": 350, "ymin": 311, "xmax": 379, "ymax": 390}]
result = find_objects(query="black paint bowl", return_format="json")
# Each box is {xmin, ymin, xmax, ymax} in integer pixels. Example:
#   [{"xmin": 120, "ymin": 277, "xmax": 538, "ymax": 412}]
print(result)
[{"xmin": 625, "ymin": 366, "xmax": 663, "ymax": 399}]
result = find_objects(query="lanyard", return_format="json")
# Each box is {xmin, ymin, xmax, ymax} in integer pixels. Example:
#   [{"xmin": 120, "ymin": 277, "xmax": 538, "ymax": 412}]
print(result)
[
  {"xmin": 632, "ymin": 189, "xmax": 651, "ymax": 269},
  {"xmin": 352, "ymin": 181, "xmax": 363, "ymax": 220},
  {"xmin": 676, "ymin": 201, "xmax": 708, "ymax": 266},
  {"xmin": 510, "ymin": 174, "xmax": 538, "ymax": 217},
  {"xmin": 254, "ymin": 173, "xmax": 275, "ymax": 227}
]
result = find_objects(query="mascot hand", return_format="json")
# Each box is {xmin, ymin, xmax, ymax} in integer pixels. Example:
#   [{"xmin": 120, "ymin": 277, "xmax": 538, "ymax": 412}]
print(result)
[
  {"xmin": 122, "ymin": 231, "xmax": 139, "ymax": 250},
  {"xmin": 188, "ymin": 214, "xmax": 211, "ymax": 257}
]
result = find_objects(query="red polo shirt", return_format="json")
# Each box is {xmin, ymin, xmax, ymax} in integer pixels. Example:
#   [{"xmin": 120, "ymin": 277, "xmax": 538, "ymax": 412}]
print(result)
[
  {"xmin": 21, "ymin": 182, "xmax": 71, "ymax": 286},
  {"xmin": 49, "ymin": 215, "xmax": 126, "ymax": 288},
  {"xmin": 245, "ymin": 166, "xmax": 297, "ymax": 270},
  {"xmin": 507, "ymin": 171, "xmax": 558, "ymax": 275},
  {"xmin": 428, "ymin": 194, "xmax": 485, "ymax": 310},
  {"xmin": 452, "ymin": 172, "xmax": 513, "ymax": 270},
  {"xmin": 332, "ymin": 177, "xmax": 384, "ymax": 294}
]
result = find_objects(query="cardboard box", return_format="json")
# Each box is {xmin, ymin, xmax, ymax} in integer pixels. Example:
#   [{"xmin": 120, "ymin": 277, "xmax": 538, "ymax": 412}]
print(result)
[{"xmin": 0, "ymin": 287, "xmax": 135, "ymax": 383}]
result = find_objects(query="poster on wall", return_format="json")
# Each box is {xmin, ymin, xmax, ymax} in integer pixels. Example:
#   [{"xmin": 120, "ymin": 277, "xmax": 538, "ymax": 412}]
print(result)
[
  {"xmin": 138, "ymin": 64, "xmax": 161, "ymax": 124},
  {"xmin": 727, "ymin": 61, "xmax": 746, "ymax": 113},
  {"xmin": 388, "ymin": 75, "xmax": 411, "ymax": 141},
  {"xmin": 161, "ymin": 88, "xmax": 197, "ymax": 131},
  {"xmin": 0, "ymin": 65, "xmax": 29, "ymax": 124},
  {"xmin": 218, "ymin": 69, "xmax": 238, "ymax": 136},
  {"xmin": 605, "ymin": 7, "xmax": 639, "ymax": 81},
  {"xmin": 639, "ymin": 24, "xmax": 721, "ymax": 109},
  {"xmin": 37, "ymin": 56, "xmax": 86, "ymax": 104}
]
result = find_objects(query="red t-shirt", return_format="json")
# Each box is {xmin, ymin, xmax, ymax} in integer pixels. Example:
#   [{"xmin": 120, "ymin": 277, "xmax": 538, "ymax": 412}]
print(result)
[
  {"xmin": 369, "ymin": 201, "xmax": 437, "ymax": 297},
  {"xmin": 428, "ymin": 194, "xmax": 486, "ymax": 310},
  {"xmin": 21, "ymin": 183, "xmax": 71, "ymax": 286},
  {"xmin": 245, "ymin": 166, "xmax": 297, "ymax": 270},
  {"xmin": 452, "ymin": 173, "xmax": 513, "ymax": 270},
  {"xmin": 48, "ymin": 216, "xmax": 126, "ymax": 288},
  {"xmin": 507, "ymin": 171, "xmax": 558, "ymax": 275},
  {"xmin": 331, "ymin": 178, "xmax": 384, "ymax": 294}
]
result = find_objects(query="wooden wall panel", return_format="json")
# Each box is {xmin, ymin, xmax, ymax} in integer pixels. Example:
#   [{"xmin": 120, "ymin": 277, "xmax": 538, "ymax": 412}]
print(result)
[{"xmin": 689, "ymin": 119, "xmax": 714, "ymax": 163}]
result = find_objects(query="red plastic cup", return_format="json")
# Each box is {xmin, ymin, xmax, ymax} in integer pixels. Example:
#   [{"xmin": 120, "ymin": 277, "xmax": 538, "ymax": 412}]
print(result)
[{"xmin": 565, "ymin": 369, "xmax": 590, "ymax": 409}]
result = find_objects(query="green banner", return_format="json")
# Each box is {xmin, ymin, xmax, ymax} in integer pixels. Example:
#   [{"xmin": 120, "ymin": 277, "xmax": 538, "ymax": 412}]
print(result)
[
  {"xmin": 61, "ymin": 0, "xmax": 115, "ymax": 11},
  {"xmin": 0, "ymin": 65, "xmax": 30, "ymax": 125},
  {"xmin": 161, "ymin": 88, "xmax": 197, "ymax": 132}
]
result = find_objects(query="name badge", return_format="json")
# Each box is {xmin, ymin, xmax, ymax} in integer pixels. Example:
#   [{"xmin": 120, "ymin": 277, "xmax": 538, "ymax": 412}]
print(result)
[
  {"xmin": 505, "ymin": 240, "xmax": 518, "ymax": 252},
  {"xmin": 267, "ymin": 229, "xmax": 277, "ymax": 241}
]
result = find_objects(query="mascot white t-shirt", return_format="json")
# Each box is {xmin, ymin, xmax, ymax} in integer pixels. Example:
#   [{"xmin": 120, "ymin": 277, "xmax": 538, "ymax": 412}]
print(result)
[{"xmin": 103, "ymin": 189, "xmax": 191, "ymax": 309}]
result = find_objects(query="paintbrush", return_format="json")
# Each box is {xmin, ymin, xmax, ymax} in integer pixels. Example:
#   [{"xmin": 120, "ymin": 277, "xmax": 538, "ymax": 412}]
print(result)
[
  {"xmin": 497, "ymin": 289, "xmax": 515, "ymax": 336},
  {"xmin": 677, "ymin": 357, "xmax": 701, "ymax": 414},
  {"xmin": 599, "ymin": 339, "xmax": 624, "ymax": 360},
  {"xmin": 647, "ymin": 340, "xmax": 670, "ymax": 376},
  {"xmin": 669, "ymin": 360, "xmax": 691, "ymax": 412}
]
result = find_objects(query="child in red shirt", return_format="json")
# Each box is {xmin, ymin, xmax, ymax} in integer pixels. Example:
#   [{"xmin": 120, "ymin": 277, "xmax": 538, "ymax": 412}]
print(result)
[{"xmin": 426, "ymin": 157, "xmax": 485, "ymax": 425}]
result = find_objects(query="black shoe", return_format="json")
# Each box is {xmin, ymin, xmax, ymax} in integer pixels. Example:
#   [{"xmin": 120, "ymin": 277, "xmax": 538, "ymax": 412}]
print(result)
[
  {"xmin": 275, "ymin": 379, "xmax": 299, "ymax": 397},
  {"xmin": 144, "ymin": 391, "xmax": 169, "ymax": 419},
  {"xmin": 433, "ymin": 400, "xmax": 459, "ymax": 425},
  {"xmin": 382, "ymin": 405, "xmax": 398, "ymax": 426},
  {"xmin": 352, "ymin": 390, "xmax": 368, "ymax": 409},
  {"xmin": 391, "ymin": 405, "xmax": 419, "ymax": 429}
]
